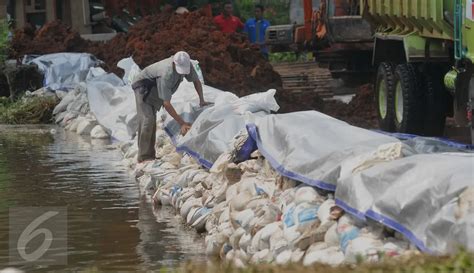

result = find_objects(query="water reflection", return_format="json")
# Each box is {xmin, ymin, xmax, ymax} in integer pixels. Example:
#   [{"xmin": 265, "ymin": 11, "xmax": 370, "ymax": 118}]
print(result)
[{"xmin": 0, "ymin": 125, "xmax": 205, "ymax": 272}]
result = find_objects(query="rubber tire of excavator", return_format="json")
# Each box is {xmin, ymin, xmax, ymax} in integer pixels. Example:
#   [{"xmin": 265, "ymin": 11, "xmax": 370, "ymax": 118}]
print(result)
[
  {"xmin": 375, "ymin": 62, "xmax": 396, "ymax": 132},
  {"xmin": 393, "ymin": 63, "xmax": 426, "ymax": 135}
]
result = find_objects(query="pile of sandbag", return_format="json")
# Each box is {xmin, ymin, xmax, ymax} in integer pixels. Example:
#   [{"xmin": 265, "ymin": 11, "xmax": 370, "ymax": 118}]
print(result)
[
  {"xmin": 53, "ymin": 84, "xmax": 110, "ymax": 139},
  {"xmin": 116, "ymin": 119, "xmax": 417, "ymax": 267}
]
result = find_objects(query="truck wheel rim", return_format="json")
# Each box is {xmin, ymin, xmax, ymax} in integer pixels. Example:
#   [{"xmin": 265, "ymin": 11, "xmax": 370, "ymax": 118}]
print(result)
[
  {"xmin": 378, "ymin": 80, "xmax": 388, "ymax": 119},
  {"xmin": 395, "ymin": 82, "xmax": 404, "ymax": 123}
]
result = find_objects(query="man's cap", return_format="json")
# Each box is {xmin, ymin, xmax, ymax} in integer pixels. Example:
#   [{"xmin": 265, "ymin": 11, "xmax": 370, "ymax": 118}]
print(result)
[{"xmin": 173, "ymin": 51, "xmax": 191, "ymax": 75}]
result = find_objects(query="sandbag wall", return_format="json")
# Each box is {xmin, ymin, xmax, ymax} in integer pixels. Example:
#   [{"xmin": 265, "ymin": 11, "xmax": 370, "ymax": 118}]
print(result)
[{"xmin": 49, "ymin": 55, "xmax": 474, "ymax": 267}]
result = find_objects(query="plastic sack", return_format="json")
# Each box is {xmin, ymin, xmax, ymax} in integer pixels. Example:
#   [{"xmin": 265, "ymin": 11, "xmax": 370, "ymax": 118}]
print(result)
[
  {"xmin": 90, "ymin": 124, "xmax": 109, "ymax": 139},
  {"xmin": 303, "ymin": 243, "xmax": 345, "ymax": 266}
]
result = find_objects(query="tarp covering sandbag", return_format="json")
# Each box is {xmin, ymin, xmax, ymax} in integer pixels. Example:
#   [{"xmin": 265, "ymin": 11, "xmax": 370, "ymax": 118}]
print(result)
[
  {"xmin": 168, "ymin": 90, "xmax": 280, "ymax": 168},
  {"xmin": 25, "ymin": 53, "xmax": 101, "ymax": 90},
  {"xmin": 86, "ymin": 67, "xmax": 137, "ymax": 141},
  {"xmin": 246, "ymin": 111, "xmax": 400, "ymax": 191},
  {"xmin": 335, "ymin": 153, "xmax": 474, "ymax": 253},
  {"xmin": 85, "ymin": 57, "xmax": 209, "ymax": 142}
]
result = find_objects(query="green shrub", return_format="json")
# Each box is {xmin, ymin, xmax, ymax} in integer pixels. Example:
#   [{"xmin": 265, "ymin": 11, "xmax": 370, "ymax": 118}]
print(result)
[
  {"xmin": 0, "ymin": 20, "xmax": 10, "ymax": 64},
  {"xmin": 0, "ymin": 96, "xmax": 58, "ymax": 124}
]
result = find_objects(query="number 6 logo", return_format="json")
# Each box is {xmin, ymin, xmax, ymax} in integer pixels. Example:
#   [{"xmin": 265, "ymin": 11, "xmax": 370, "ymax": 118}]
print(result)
[{"xmin": 17, "ymin": 211, "xmax": 59, "ymax": 262}]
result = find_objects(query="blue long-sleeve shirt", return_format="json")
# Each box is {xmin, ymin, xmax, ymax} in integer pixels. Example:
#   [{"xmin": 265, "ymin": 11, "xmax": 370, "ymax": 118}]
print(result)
[{"xmin": 244, "ymin": 18, "xmax": 270, "ymax": 54}]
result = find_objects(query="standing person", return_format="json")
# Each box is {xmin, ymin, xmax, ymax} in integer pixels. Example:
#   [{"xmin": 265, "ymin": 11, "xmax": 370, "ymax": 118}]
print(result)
[
  {"xmin": 132, "ymin": 51, "xmax": 208, "ymax": 163},
  {"xmin": 213, "ymin": 1, "xmax": 244, "ymax": 33},
  {"xmin": 244, "ymin": 4, "xmax": 271, "ymax": 59}
]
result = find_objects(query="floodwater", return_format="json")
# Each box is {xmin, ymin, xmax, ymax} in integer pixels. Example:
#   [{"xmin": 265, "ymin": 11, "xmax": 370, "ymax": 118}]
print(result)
[{"xmin": 0, "ymin": 125, "xmax": 206, "ymax": 272}]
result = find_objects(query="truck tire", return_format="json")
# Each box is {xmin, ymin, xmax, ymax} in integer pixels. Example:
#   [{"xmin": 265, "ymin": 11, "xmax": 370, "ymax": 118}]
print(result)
[
  {"xmin": 423, "ymin": 68, "xmax": 448, "ymax": 136},
  {"xmin": 393, "ymin": 64, "xmax": 425, "ymax": 134},
  {"xmin": 375, "ymin": 62, "xmax": 396, "ymax": 131}
]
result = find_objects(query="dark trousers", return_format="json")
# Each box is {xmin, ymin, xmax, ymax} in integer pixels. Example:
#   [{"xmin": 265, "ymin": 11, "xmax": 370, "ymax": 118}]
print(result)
[{"xmin": 133, "ymin": 84, "xmax": 157, "ymax": 162}]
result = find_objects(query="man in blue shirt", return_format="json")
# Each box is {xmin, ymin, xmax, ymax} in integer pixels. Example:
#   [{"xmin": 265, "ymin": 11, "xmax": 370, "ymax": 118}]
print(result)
[{"xmin": 244, "ymin": 4, "xmax": 270, "ymax": 59}]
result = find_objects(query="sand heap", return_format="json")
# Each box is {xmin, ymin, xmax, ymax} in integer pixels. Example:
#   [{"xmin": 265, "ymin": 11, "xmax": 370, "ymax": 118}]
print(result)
[{"xmin": 10, "ymin": 9, "xmax": 282, "ymax": 97}]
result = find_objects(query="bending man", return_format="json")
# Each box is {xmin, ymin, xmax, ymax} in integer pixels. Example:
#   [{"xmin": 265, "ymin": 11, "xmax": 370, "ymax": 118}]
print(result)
[{"xmin": 132, "ymin": 51, "xmax": 207, "ymax": 163}]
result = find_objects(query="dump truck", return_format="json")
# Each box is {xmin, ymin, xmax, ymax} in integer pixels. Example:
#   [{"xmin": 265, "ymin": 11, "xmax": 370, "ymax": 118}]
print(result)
[
  {"xmin": 364, "ymin": 0, "xmax": 474, "ymax": 144},
  {"xmin": 265, "ymin": 0, "xmax": 374, "ymax": 79}
]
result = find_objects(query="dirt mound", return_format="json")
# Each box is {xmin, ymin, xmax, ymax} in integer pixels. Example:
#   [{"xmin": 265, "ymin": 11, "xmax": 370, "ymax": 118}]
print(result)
[
  {"xmin": 277, "ymin": 84, "xmax": 377, "ymax": 129},
  {"xmin": 10, "ymin": 21, "xmax": 92, "ymax": 58},
  {"xmin": 10, "ymin": 9, "xmax": 281, "ymax": 97},
  {"xmin": 324, "ymin": 84, "xmax": 378, "ymax": 128}
]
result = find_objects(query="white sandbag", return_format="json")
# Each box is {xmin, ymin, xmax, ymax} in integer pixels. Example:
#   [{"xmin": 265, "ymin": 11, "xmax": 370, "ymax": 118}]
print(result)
[
  {"xmin": 237, "ymin": 174, "xmax": 260, "ymax": 196},
  {"xmin": 204, "ymin": 180, "xmax": 228, "ymax": 207},
  {"xmin": 269, "ymin": 228, "xmax": 287, "ymax": 256},
  {"xmin": 294, "ymin": 186, "xmax": 323, "ymax": 205},
  {"xmin": 175, "ymin": 169, "xmax": 201, "ymax": 188},
  {"xmin": 324, "ymin": 221, "xmax": 339, "ymax": 247},
  {"xmin": 218, "ymin": 207, "xmax": 230, "ymax": 224},
  {"xmin": 344, "ymin": 235, "xmax": 384, "ymax": 263},
  {"xmin": 53, "ymin": 91, "xmax": 76, "ymax": 115},
  {"xmin": 205, "ymin": 232, "xmax": 228, "ymax": 256},
  {"xmin": 54, "ymin": 111, "xmax": 68, "ymax": 124},
  {"xmin": 294, "ymin": 202, "xmax": 320, "ymax": 232},
  {"xmin": 217, "ymin": 221, "xmax": 235, "ymax": 239},
  {"xmin": 68, "ymin": 117, "xmax": 82, "ymax": 132},
  {"xmin": 90, "ymin": 125, "xmax": 109, "ymax": 139},
  {"xmin": 260, "ymin": 222, "xmax": 282, "ymax": 243},
  {"xmin": 303, "ymin": 244, "xmax": 345, "ymax": 266},
  {"xmin": 226, "ymin": 183, "xmax": 239, "ymax": 202},
  {"xmin": 245, "ymin": 198, "xmax": 269, "ymax": 213},
  {"xmin": 191, "ymin": 209, "xmax": 211, "ymax": 233},
  {"xmin": 250, "ymin": 249, "xmax": 273, "ymax": 264},
  {"xmin": 318, "ymin": 199, "xmax": 335, "ymax": 225},
  {"xmin": 239, "ymin": 232, "xmax": 252, "ymax": 251},
  {"xmin": 157, "ymin": 189, "xmax": 171, "ymax": 206},
  {"xmin": 229, "ymin": 89, "xmax": 279, "ymax": 114},
  {"xmin": 189, "ymin": 172, "xmax": 209, "ymax": 187},
  {"xmin": 77, "ymin": 118, "xmax": 98, "ymax": 135},
  {"xmin": 176, "ymin": 188, "xmax": 196, "ymax": 209},
  {"xmin": 186, "ymin": 207, "xmax": 200, "ymax": 225},
  {"xmin": 229, "ymin": 228, "xmax": 246, "ymax": 249},
  {"xmin": 205, "ymin": 214, "xmax": 218, "ymax": 234},
  {"xmin": 231, "ymin": 209, "xmax": 254, "ymax": 231},
  {"xmin": 336, "ymin": 215, "xmax": 361, "ymax": 252},
  {"xmin": 230, "ymin": 191, "xmax": 254, "ymax": 211},
  {"xmin": 383, "ymin": 238, "xmax": 410, "ymax": 257},
  {"xmin": 277, "ymin": 188, "xmax": 296, "ymax": 212},
  {"xmin": 180, "ymin": 197, "xmax": 202, "ymax": 219},
  {"xmin": 250, "ymin": 204, "xmax": 280, "ymax": 231},
  {"xmin": 275, "ymin": 249, "xmax": 292, "ymax": 265},
  {"xmin": 252, "ymin": 222, "xmax": 282, "ymax": 252},
  {"xmin": 63, "ymin": 112, "xmax": 79, "ymax": 125},
  {"xmin": 291, "ymin": 248, "xmax": 305, "ymax": 263}
]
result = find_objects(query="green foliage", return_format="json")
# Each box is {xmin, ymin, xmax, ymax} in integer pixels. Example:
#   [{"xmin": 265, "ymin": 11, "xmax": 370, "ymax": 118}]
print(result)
[
  {"xmin": 0, "ymin": 20, "xmax": 10, "ymax": 64},
  {"xmin": 180, "ymin": 251, "xmax": 474, "ymax": 273},
  {"xmin": 235, "ymin": 0, "xmax": 290, "ymax": 25},
  {"xmin": 0, "ymin": 96, "xmax": 58, "ymax": 124},
  {"xmin": 269, "ymin": 52, "xmax": 313, "ymax": 63}
]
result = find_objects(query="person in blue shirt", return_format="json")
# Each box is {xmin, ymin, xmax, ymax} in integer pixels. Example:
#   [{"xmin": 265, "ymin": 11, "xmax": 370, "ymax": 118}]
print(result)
[{"xmin": 244, "ymin": 4, "xmax": 270, "ymax": 59}]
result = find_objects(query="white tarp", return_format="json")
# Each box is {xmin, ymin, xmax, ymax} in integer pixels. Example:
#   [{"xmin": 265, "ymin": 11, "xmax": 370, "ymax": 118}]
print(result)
[
  {"xmin": 26, "ymin": 53, "xmax": 101, "ymax": 90},
  {"xmin": 86, "ymin": 67, "xmax": 137, "ymax": 141},
  {"xmin": 335, "ymin": 153, "xmax": 474, "ymax": 254},
  {"xmin": 166, "ymin": 90, "xmax": 279, "ymax": 168},
  {"xmin": 246, "ymin": 111, "xmax": 400, "ymax": 191}
]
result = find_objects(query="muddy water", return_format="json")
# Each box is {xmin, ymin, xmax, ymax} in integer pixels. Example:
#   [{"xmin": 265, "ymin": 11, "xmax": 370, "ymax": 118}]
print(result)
[{"xmin": 0, "ymin": 125, "xmax": 205, "ymax": 272}]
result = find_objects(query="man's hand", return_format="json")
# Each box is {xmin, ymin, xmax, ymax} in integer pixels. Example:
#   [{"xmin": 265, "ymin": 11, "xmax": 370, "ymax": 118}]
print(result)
[{"xmin": 180, "ymin": 123, "xmax": 192, "ymax": 136}]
